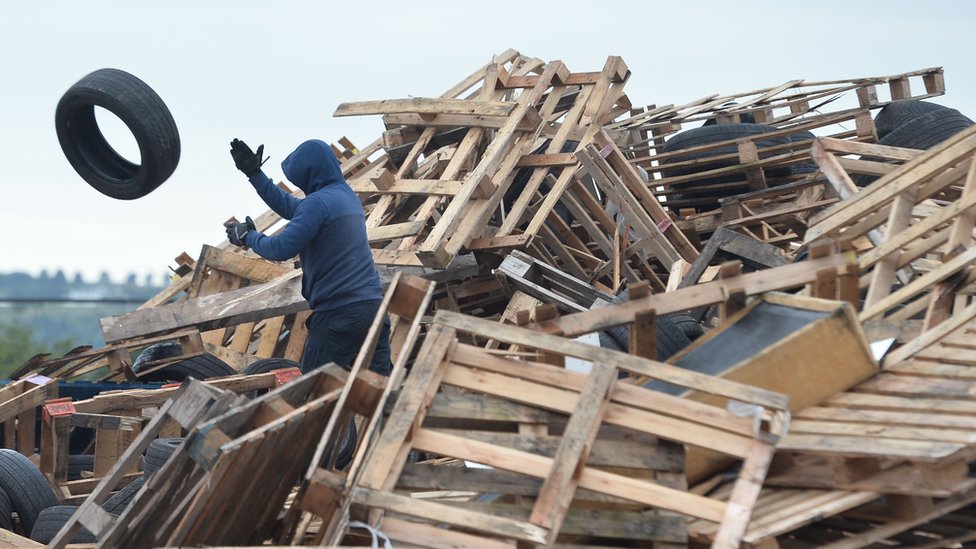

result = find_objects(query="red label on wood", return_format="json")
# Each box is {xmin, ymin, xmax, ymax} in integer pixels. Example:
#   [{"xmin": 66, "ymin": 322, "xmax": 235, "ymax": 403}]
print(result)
[
  {"xmin": 657, "ymin": 218, "xmax": 673, "ymax": 232},
  {"xmin": 42, "ymin": 398, "xmax": 76, "ymax": 424},
  {"xmin": 273, "ymin": 368, "xmax": 302, "ymax": 386}
]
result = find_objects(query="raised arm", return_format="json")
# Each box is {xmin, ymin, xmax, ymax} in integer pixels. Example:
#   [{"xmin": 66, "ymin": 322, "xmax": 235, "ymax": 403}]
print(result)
[
  {"xmin": 243, "ymin": 199, "xmax": 326, "ymax": 261},
  {"xmin": 248, "ymin": 171, "xmax": 301, "ymax": 220},
  {"xmin": 230, "ymin": 138, "xmax": 300, "ymax": 219}
]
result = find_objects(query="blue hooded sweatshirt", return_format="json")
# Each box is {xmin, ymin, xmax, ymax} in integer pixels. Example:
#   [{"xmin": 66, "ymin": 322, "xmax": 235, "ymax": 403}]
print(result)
[{"xmin": 243, "ymin": 139, "xmax": 382, "ymax": 312}]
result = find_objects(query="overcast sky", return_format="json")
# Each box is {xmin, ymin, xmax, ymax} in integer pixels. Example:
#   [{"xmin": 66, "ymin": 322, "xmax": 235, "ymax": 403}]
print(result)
[{"xmin": 2, "ymin": 1, "xmax": 973, "ymax": 283}]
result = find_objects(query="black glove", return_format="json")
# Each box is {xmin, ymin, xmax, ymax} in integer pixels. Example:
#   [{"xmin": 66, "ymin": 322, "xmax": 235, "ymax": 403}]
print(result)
[
  {"xmin": 230, "ymin": 138, "xmax": 266, "ymax": 177},
  {"xmin": 225, "ymin": 216, "xmax": 256, "ymax": 248}
]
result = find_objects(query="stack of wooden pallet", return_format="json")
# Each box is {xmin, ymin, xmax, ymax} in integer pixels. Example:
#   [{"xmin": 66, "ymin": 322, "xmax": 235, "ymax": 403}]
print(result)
[{"xmin": 6, "ymin": 50, "xmax": 976, "ymax": 548}]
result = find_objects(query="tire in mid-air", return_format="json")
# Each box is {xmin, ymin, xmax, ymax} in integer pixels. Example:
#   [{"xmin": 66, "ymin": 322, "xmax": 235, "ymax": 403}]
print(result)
[{"xmin": 55, "ymin": 68, "xmax": 180, "ymax": 200}]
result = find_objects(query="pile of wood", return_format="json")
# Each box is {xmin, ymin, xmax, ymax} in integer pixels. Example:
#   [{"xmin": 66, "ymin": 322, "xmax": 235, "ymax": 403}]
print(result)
[{"xmin": 5, "ymin": 50, "xmax": 976, "ymax": 548}]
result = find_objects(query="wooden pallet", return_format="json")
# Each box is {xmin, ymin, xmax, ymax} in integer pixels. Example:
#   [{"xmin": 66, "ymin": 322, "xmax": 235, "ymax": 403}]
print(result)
[
  {"xmin": 48, "ymin": 379, "xmax": 239, "ymax": 548},
  {"xmin": 806, "ymin": 125, "xmax": 976, "ymax": 328},
  {"xmin": 496, "ymin": 249, "xmax": 615, "ymax": 313},
  {"xmin": 38, "ymin": 369, "xmax": 295, "ymax": 496},
  {"xmin": 0, "ymin": 376, "xmax": 58, "ymax": 456},
  {"xmin": 776, "ymin": 488, "xmax": 976, "ymax": 548},
  {"xmin": 337, "ymin": 52, "xmax": 633, "ymax": 270},
  {"xmin": 284, "ymin": 273, "xmax": 437, "ymax": 545},
  {"xmin": 407, "ymin": 391, "xmax": 688, "ymax": 547},
  {"xmin": 764, "ymin": 301, "xmax": 976, "ymax": 500},
  {"xmin": 688, "ymin": 487, "xmax": 879, "ymax": 548},
  {"xmin": 184, "ymin": 244, "xmax": 307, "ymax": 360},
  {"xmin": 524, "ymin": 239, "xmax": 857, "ymax": 338},
  {"xmin": 661, "ymin": 292, "xmax": 877, "ymax": 485},
  {"xmin": 675, "ymin": 178, "xmax": 835, "ymax": 250},
  {"xmin": 474, "ymin": 129, "xmax": 699, "ymax": 290},
  {"xmin": 605, "ymin": 67, "xmax": 943, "ymax": 215},
  {"xmin": 100, "ymin": 367, "xmax": 343, "ymax": 547},
  {"xmin": 335, "ymin": 310, "xmax": 789, "ymax": 548}
]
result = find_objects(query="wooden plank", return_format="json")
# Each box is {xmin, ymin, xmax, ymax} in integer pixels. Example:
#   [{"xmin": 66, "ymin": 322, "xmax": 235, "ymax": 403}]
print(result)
[
  {"xmin": 741, "ymin": 490, "xmax": 879, "ymax": 543},
  {"xmin": 350, "ymin": 178, "xmax": 464, "ymax": 196},
  {"xmin": 515, "ymin": 153, "xmax": 577, "ymax": 167},
  {"xmin": 101, "ymin": 272, "xmax": 306, "ymax": 342},
  {"xmin": 818, "ymin": 488, "xmax": 976, "ymax": 549},
  {"xmin": 352, "ymin": 487, "xmax": 546, "ymax": 544},
  {"xmin": 797, "ymin": 406, "xmax": 976, "ymax": 429},
  {"xmin": 335, "ymin": 98, "xmax": 515, "ymax": 117},
  {"xmin": 807, "ymin": 125, "xmax": 976, "ymax": 241},
  {"xmin": 380, "ymin": 112, "xmax": 538, "ymax": 131},
  {"xmin": 778, "ymin": 433, "xmax": 963, "ymax": 461},
  {"xmin": 712, "ymin": 439, "xmax": 777, "ymax": 548},
  {"xmin": 366, "ymin": 220, "xmax": 425, "ymax": 243},
  {"xmin": 883, "ymin": 301, "xmax": 976, "ymax": 366},
  {"xmin": 411, "ymin": 428, "xmax": 727, "ymax": 523},
  {"xmin": 357, "ymin": 325, "xmax": 455, "ymax": 491},
  {"xmin": 819, "ymin": 136, "xmax": 923, "ymax": 161},
  {"xmin": 528, "ymin": 362, "xmax": 616, "ymax": 541},
  {"xmin": 441, "ymin": 364, "xmax": 755, "ymax": 458},
  {"xmin": 528, "ymin": 251, "xmax": 852, "ymax": 338},
  {"xmin": 435, "ymin": 310, "xmax": 789, "ymax": 409},
  {"xmin": 790, "ymin": 419, "xmax": 976, "ymax": 444}
]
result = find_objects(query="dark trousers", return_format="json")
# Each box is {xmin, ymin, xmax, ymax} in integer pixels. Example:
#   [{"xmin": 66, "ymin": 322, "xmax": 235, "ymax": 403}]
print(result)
[{"xmin": 300, "ymin": 299, "xmax": 392, "ymax": 376}]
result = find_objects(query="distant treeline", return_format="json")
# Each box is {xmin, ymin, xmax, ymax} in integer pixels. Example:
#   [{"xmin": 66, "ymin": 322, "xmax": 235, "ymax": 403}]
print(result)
[{"xmin": 0, "ymin": 270, "xmax": 166, "ymax": 301}]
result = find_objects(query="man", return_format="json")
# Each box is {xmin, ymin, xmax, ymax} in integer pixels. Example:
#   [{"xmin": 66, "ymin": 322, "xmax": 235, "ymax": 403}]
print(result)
[{"xmin": 225, "ymin": 138, "xmax": 391, "ymax": 376}]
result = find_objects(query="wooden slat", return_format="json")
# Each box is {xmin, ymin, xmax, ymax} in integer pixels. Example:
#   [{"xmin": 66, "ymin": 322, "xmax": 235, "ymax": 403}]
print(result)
[
  {"xmin": 335, "ymin": 98, "xmax": 514, "ymax": 117},
  {"xmin": 412, "ymin": 428, "xmax": 727, "ymax": 523},
  {"xmin": 779, "ymin": 433, "xmax": 963, "ymax": 461},
  {"xmin": 435, "ymin": 310, "xmax": 789, "ymax": 409},
  {"xmin": 101, "ymin": 272, "xmax": 305, "ymax": 342}
]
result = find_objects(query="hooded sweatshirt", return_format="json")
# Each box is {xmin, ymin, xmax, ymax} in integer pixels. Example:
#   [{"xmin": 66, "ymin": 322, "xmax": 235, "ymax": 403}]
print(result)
[{"xmin": 243, "ymin": 139, "xmax": 381, "ymax": 312}]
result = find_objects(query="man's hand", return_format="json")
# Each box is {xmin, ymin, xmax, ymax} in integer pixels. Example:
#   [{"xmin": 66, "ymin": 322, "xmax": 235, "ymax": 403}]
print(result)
[
  {"xmin": 225, "ymin": 216, "xmax": 256, "ymax": 248},
  {"xmin": 230, "ymin": 138, "xmax": 266, "ymax": 177}
]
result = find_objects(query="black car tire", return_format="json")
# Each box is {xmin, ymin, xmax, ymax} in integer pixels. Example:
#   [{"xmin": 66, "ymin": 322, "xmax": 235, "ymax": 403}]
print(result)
[
  {"xmin": 55, "ymin": 68, "xmax": 180, "ymax": 200},
  {"xmin": 596, "ymin": 293, "xmax": 694, "ymax": 360},
  {"xmin": 242, "ymin": 358, "xmax": 300, "ymax": 375},
  {"xmin": 855, "ymin": 109, "xmax": 974, "ymax": 187},
  {"xmin": 874, "ymin": 100, "xmax": 952, "ymax": 139},
  {"xmin": 0, "ymin": 487, "xmax": 12, "ymax": 531},
  {"xmin": 67, "ymin": 454, "xmax": 94, "ymax": 481},
  {"xmin": 29, "ymin": 505, "xmax": 98, "ymax": 544},
  {"xmin": 663, "ymin": 123, "xmax": 793, "ymax": 209},
  {"xmin": 0, "ymin": 449, "xmax": 60, "ymax": 534},
  {"xmin": 143, "ymin": 437, "xmax": 183, "ymax": 476},
  {"xmin": 135, "ymin": 353, "xmax": 236, "ymax": 383},
  {"xmin": 132, "ymin": 342, "xmax": 183, "ymax": 371},
  {"xmin": 104, "ymin": 476, "xmax": 146, "ymax": 514}
]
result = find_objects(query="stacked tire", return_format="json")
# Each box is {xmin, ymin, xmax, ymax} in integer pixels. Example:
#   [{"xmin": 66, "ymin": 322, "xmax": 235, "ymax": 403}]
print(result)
[
  {"xmin": 596, "ymin": 291, "xmax": 704, "ymax": 360},
  {"xmin": 660, "ymin": 123, "xmax": 798, "ymax": 211},
  {"xmin": 25, "ymin": 437, "xmax": 183, "ymax": 544},
  {"xmin": 132, "ymin": 343, "xmax": 236, "ymax": 382},
  {"xmin": 856, "ymin": 101, "xmax": 974, "ymax": 186}
]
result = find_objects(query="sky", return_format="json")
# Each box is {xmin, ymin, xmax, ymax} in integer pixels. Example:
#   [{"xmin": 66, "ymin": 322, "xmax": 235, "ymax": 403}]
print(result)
[{"xmin": 1, "ymin": 1, "xmax": 974, "ymax": 284}]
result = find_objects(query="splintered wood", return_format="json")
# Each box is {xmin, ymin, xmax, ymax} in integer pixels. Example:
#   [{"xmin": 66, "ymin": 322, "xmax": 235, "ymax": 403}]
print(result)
[
  {"xmin": 328, "ymin": 314, "xmax": 788, "ymax": 548},
  {"xmin": 10, "ymin": 49, "xmax": 976, "ymax": 549},
  {"xmin": 807, "ymin": 125, "xmax": 976, "ymax": 328}
]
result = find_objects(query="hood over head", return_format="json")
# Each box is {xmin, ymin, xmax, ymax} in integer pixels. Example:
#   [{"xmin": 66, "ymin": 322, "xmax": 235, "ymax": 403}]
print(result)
[{"xmin": 281, "ymin": 139, "xmax": 344, "ymax": 194}]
